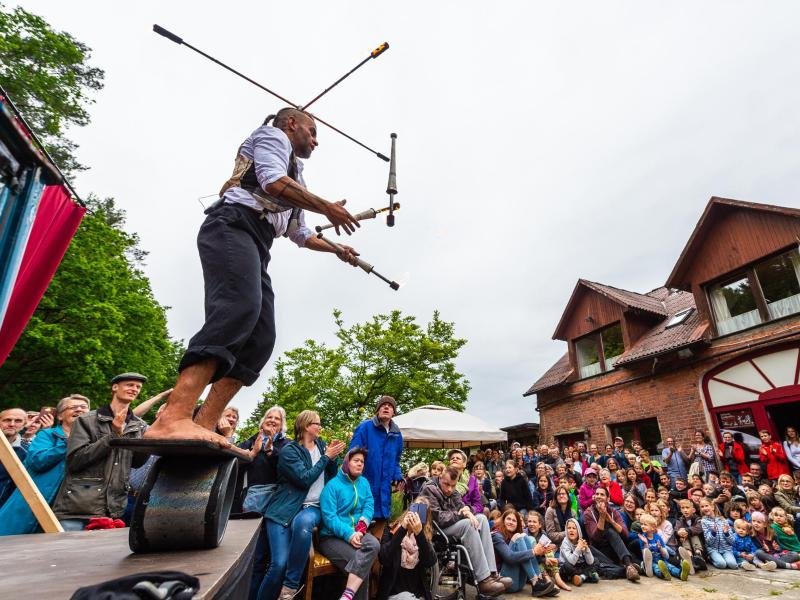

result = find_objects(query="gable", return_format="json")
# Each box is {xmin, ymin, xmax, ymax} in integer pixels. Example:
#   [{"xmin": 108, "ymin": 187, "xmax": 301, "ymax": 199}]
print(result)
[{"xmin": 667, "ymin": 197, "xmax": 800, "ymax": 290}]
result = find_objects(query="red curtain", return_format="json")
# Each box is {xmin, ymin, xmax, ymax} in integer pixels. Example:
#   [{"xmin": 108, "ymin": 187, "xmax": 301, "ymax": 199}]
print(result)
[{"xmin": 0, "ymin": 186, "xmax": 85, "ymax": 365}]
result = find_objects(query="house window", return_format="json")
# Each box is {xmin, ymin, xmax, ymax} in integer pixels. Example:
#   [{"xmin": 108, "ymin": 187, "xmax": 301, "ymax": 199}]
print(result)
[
  {"xmin": 707, "ymin": 248, "xmax": 800, "ymax": 335},
  {"xmin": 666, "ymin": 308, "xmax": 694, "ymax": 328},
  {"xmin": 575, "ymin": 323, "xmax": 623, "ymax": 378},
  {"xmin": 611, "ymin": 418, "xmax": 661, "ymax": 455},
  {"xmin": 756, "ymin": 252, "xmax": 800, "ymax": 319}
]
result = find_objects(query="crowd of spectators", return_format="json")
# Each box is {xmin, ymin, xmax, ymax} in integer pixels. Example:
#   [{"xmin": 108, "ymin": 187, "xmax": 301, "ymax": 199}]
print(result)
[{"xmin": 3, "ymin": 378, "xmax": 800, "ymax": 600}]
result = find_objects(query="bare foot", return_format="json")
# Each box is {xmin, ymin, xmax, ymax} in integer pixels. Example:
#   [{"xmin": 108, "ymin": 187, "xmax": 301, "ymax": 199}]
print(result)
[{"xmin": 143, "ymin": 417, "xmax": 232, "ymax": 448}]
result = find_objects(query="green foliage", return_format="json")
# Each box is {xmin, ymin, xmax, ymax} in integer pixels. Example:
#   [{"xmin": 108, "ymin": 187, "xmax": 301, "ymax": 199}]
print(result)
[
  {"xmin": 0, "ymin": 3, "xmax": 104, "ymax": 174},
  {"xmin": 241, "ymin": 309, "xmax": 470, "ymax": 444},
  {"xmin": 0, "ymin": 196, "xmax": 184, "ymax": 410}
]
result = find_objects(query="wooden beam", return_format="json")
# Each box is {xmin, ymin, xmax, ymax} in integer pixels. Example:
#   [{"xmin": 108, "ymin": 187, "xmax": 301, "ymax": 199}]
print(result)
[{"xmin": 0, "ymin": 432, "xmax": 63, "ymax": 533}]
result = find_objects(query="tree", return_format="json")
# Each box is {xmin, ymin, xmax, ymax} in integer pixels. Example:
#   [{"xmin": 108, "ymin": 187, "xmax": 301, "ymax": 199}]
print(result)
[
  {"xmin": 242, "ymin": 309, "xmax": 471, "ymax": 442},
  {"xmin": 0, "ymin": 3, "xmax": 104, "ymax": 174},
  {"xmin": 0, "ymin": 196, "xmax": 184, "ymax": 411}
]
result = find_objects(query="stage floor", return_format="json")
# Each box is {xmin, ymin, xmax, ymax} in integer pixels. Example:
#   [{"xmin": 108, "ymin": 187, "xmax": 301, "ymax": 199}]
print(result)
[{"xmin": 1, "ymin": 519, "xmax": 260, "ymax": 599}]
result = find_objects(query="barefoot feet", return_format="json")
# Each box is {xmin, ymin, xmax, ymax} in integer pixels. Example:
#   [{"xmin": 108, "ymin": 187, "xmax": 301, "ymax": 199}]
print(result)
[{"xmin": 143, "ymin": 418, "xmax": 232, "ymax": 448}]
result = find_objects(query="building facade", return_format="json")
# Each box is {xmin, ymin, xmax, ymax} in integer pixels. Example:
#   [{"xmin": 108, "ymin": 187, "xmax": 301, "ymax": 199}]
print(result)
[{"xmin": 525, "ymin": 198, "xmax": 800, "ymax": 452}]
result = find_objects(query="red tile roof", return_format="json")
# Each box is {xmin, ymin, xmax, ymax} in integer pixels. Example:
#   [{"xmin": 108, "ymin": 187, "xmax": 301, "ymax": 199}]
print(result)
[{"xmin": 525, "ymin": 285, "xmax": 707, "ymax": 396}]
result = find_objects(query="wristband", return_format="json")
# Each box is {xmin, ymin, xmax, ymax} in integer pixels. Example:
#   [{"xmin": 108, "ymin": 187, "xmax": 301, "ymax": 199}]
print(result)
[{"xmin": 355, "ymin": 520, "xmax": 368, "ymax": 535}]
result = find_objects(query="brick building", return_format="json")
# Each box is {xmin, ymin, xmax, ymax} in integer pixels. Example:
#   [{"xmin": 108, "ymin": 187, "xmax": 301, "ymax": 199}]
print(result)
[{"xmin": 524, "ymin": 197, "xmax": 800, "ymax": 452}]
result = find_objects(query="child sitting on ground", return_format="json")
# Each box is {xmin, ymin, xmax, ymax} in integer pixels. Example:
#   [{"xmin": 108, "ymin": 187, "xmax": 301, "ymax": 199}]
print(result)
[
  {"xmin": 674, "ymin": 498, "xmax": 708, "ymax": 572},
  {"xmin": 558, "ymin": 518, "xmax": 598, "ymax": 586},
  {"xmin": 751, "ymin": 511, "xmax": 800, "ymax": 569},
  {"xmin": 732, "ymin": 518, "xmax": 777, "ymax": 571},
  {"xmin": 636, "ymin": 513, "xmax": 690, "ymax": 581},
  {"xmin": 526, "ymin": 511, "xmax": 571, "ymax": 591},
  {"xmin": 699, "ymin": 497, "xmax": 738, "ymax": 569},
  {"xmin": 769, "ymin": 507, "xmax": 800, "ymax": 554}
]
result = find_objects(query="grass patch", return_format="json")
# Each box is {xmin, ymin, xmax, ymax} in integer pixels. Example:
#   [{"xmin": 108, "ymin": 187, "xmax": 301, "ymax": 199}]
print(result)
[
  {"xmin": 769, "ymin": 591, "xmax": 781, "ymax": 597},
  {"xmin": 702, "ymin": 588, "xmax": 717, "ymax": 594}
]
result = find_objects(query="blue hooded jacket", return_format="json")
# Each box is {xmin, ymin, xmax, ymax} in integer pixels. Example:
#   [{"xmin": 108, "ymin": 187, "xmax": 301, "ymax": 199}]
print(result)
[
  {"xmin": 350, "ymin": 416, "xmax": 403, "ymax": 519},
  {"xmin": 320, "ymin": 465, "xmax": 374, "ymax": 540}
]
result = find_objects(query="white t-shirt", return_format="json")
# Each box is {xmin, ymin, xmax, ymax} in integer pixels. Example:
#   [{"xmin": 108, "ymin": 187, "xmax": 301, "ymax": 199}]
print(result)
[{"xmin": 304, "ymin": 444, "xmax": 325, "ymax": 506}]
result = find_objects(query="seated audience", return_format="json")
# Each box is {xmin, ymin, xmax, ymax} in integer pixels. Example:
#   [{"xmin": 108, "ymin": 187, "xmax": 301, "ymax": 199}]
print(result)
[
  {"xmin": 490, "ymin": 508, "xmax": 555, "ymax": 596},
  {"xmin": 498, "ymin": 460, "xmax": 534, "ymax": 515},
  {"xmin": 377, "ymin": 499, "xmax": 436, "ymax": 600},
  {"xmin": 577, "ymin": 468, "xmax": 599, "ymax": 510},
  {"xmin": 732, "ymin": 518, "xmax": 777, "ymax": 571},
  {"xmin": 583, "ymin": 487, "xmax": 639, "ymax": 581},
  {"xmin": 699, "ymin": 497, "xmax": 737, "ymax": 569},
  {"xmin": 320, "ymin": 447, "xmax": 380, "ymax": 600},
  {"xmin": 448, "ymin": 449, "xmax": 483, "ymax": 517},
  {"xmin": 751, "ymin": 510, "xmax": 800, "ymax": 569},
  {"xmin": 526, "ymin": 510, "xmax": 569, "ymax": 592},
  {"xmin": 770, "ymin": 506, "xmax": 800, "ymax": 554},
  {"xmin": 544, "ymin": 485, "xmax": 576, "ymax": 548},
  {"xmin": 559, "ymin": 517, "xmax": 599, "ymax": 586},
  {"xmin": 674, "ymin": 498, "xmax": 707, "ymax": 571},
  {"xmin": 636, "ymin": 513, "xmax": 689, "ymax": 580},
  {"xmin": 419, "ymin": 466, "xmax": 506, "ymax": 597}
]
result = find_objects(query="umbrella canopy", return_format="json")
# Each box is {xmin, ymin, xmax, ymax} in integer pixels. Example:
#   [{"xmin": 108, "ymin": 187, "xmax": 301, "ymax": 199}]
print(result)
[{"xmin": 394, "ymin": 405, "xmax": 507, "ymax": 449}]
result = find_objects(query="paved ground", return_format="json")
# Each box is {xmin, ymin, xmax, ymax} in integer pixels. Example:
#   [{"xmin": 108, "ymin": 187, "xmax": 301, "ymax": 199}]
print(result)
[{"xmin": 464, "ymin": 568, "xmax": 800, "ymax": 600}]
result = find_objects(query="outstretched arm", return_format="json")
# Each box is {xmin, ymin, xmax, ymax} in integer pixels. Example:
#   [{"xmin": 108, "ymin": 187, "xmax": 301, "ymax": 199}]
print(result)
[{"xmin": 133, "ymin": 388, "xmax": 172, "ymax": 418}]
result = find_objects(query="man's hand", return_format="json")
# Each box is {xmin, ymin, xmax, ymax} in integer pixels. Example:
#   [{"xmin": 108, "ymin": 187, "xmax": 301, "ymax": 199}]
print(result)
[
  {"xmin": 349, "ymin": 531, "xmax": 363, "ymax": 548},
  {"xmin": 111, "ymin": 408, "xmax": 127, "ymax": 435},
  {"xmin": 324, "ymin": 199, "xmax": 360, "ymax": 236},
  {"xmin": 677, "ymin": 528, "xmax": 688, "ymax": 538},
  {"xmin": 335, "ymin": 244, "xmax": 360, "ymax": 266},
  {"xmin": 325, "ymin": 440, "xmax": 346, "ymax": 459}
]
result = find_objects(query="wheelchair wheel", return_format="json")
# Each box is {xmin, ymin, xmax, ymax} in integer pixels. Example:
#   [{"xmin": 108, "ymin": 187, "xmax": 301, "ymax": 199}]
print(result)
[{"xmin": 429, "ymin": 560, "xmax": 462, "ymax": 600}]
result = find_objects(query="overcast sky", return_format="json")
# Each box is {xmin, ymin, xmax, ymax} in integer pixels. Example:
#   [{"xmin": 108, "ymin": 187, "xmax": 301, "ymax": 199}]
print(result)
[{"xmin": 18, "ymin": 1, "xmax": 800, "ymax": 427}]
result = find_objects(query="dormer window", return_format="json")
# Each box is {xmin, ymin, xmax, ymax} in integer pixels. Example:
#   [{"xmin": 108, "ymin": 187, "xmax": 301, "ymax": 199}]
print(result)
[
  {"xmin": 708, "ymin": 248, "xmax": 800, "ymax": 335},
  {"xmin": 575, "ymin": 323, "xmax": 624, "ymax": 379}
]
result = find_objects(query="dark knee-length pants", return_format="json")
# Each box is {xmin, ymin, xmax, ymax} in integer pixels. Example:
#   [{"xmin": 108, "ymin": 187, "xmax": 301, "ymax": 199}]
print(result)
[{"xmin": 179, "ymin": 203, "xmax": 276, "ymax": 386}]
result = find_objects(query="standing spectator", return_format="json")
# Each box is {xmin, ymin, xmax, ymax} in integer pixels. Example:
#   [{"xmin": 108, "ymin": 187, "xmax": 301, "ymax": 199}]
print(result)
[
  {"xmin": 350, "ymin": 395, "xmax": 403, "ymax": 523},
  {"xmin": 783, "ymin": 426, "xmax": 800, "ymax": 472},
  {"xmin": 688, "ymin": 430, "xmax": 717, "ymax": 480},
  {"xmin": 419, "ymin": 467, "xmax": 507, "ymax": 597},
  {"xmin": 0, "ymin": 395, "xmax": 90, "ymax": 535},
  {"xmin": 320, "ymin": 448, "xmax": 380, "ymax": 600},
  {"xmin": 759, "ymin": 430, "xmax": 791, "ymax": 482},
  {"xmin": 53, "ymin": 373, "xmax": 149, "ymax": 530},
  {"xmin": 583, "ymin": 487, "xmax": 640, "ymax": 581},
  {"xmin": 217, "ymin": 406, "xmax": 240, "ymax": 443},
  {"xmin": 377, "ymin": 501, "xmax": 436, "ymax": 600},
  {"xmin": 260, "ymin": 410, "xmax": 344, "ymax": 600},
  {"xmin": 661, "ymin": 436, "xmax": 689, "ymax": 482},
  {"xmin": 239, "ymin": 405, "xmax": 290, "ymax": 600},
  {"xmin": 612, "ymin": 436, "xmax": 630, "ymax": 469},
  {"xmin": 498, "ymin": 460, "xmax": 534, "ymax": 515},
  {"xmin": 0, "ymin": 408, "xmax": 29, "ymax": 505},
  {"xmin": 717, "ymin": 431, "xmax": 749, "ymax": 482}
]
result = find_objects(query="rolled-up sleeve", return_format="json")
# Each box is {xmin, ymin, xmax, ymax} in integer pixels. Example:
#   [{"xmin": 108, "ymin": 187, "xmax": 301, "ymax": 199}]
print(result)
[
  {"xmin": 289, "ymin": 210, "xmax": 314, "ymax": 248},
  {"xmin": 252, "ymin": 128, "xmax": 292, "ymax": 189}
]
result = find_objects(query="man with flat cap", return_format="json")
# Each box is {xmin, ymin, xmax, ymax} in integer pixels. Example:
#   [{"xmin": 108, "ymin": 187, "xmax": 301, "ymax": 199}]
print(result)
[
  {"xmin": 350, "ymin": 395, "xmax": 404, "ymax": 522},
  {"xmin": 54, "ymin": 373, "xmax": 149, "ymax": 530}
]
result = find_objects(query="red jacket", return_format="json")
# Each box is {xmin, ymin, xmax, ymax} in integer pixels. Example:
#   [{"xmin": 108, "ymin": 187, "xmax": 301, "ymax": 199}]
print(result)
[
  {"xmin": 760, "ymin": 442, "xmax": 791, "ymax": 481},
  {"xmin": 601, "ymin": 480, "xmax": 624, "ymax": 506},
  {"xmin": 718, "ymin": 441, "xmax": 749, "ymax": 475}
]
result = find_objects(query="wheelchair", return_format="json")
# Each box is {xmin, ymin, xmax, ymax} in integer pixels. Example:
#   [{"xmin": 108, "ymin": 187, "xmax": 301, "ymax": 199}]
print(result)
[{"xmin": 428, "ymin": 520, "xmax": 500, "ymax": 600}]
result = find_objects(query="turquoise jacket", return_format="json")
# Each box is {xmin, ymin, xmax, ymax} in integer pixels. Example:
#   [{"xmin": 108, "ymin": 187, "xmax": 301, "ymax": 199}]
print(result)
[
  {"xmin": 264, "ymin": 438, "xmax": 337, "ymax": 527},
  {"xmin": 320, "ymin": 468, "xmax": 374, "ymax": 541},
  {"xmin": 0, "ymin": 426, "xmax": 68, "ymax": 535}
]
